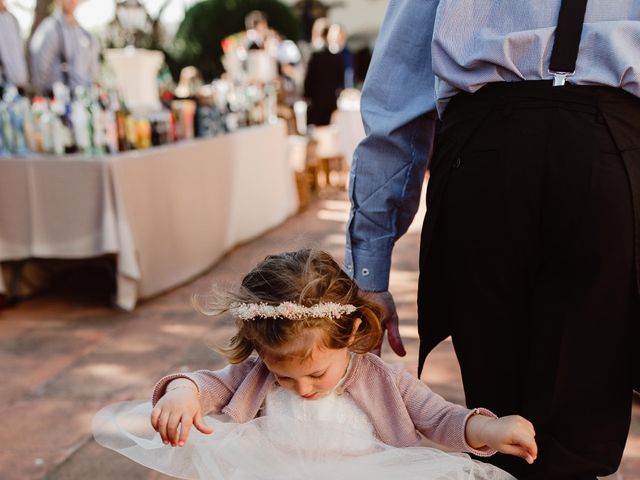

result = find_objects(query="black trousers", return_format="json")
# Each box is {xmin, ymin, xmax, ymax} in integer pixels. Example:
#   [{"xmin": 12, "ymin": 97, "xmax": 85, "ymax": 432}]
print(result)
[{"xmin": 418, "ymin": 82, "xmax": 639, "ymax": 480}]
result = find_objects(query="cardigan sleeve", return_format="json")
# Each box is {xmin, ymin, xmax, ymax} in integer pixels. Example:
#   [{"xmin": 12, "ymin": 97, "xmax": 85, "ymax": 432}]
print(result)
[
  {"xmin": 396, "ymin": 369, "xmax": 498, "ymax": 456},
  {"xmin": 151, "ymin": 358, "xmax": 259, "ymax": 415}
]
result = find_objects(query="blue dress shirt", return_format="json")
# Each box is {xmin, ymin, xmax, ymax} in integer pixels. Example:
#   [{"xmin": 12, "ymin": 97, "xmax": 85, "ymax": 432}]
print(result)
[{"xmin": 345, "ymin": 0, "xmax": 640, "ymax": 291}]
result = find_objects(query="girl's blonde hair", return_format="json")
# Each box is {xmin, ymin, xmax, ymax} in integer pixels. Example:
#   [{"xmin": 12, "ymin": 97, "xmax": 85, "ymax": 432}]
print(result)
[{"xmin": 196, "ymin": 249, "xmax": 383, "ymax": 363}]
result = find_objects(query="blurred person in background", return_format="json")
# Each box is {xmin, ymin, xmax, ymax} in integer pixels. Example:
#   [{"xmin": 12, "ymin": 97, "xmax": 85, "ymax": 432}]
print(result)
[
  {"xmin": 175, "ymin": 66, "xmax": 203, "ymax": 99},
  {"xmin": 352, "ymin": 46, "xmax": 371, "ymax": 88},
  {"xmin": 0, "ymin": 0, "xmax": 28, "ymax": 94},
  {"xmin": 29, "ymin": 0, "xmax": 99, "ymax": 96},
  {"xmin": 244, "ymin": 10, "xmax": 269, "ymax": 51},
  {"xmin": 303, "ymin": 17, "xmax": 344, "ymax": 126},
  {"xmin": 309, "ymin": 16, "xmax": 329, "ymax": 51},
  {"xmin": 328, "ymin": 23, "xmax": 354, "ymax": 89}
]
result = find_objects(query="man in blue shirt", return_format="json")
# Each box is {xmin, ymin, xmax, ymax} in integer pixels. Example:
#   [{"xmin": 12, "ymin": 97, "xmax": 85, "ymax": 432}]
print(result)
[
  {"xmin": 346, "ymin": 1, "xmax": 640, "ymax": 479},
  {"xmin": 0, "ymin": 0, "xmax": 28, "ymax": 92}
]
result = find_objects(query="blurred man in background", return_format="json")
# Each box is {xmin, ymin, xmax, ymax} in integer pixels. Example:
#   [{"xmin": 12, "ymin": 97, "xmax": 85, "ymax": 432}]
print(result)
[
  {"xmin": 303, "ymin": 17, "xmax": 344, "ymax": 126},
  {"xmin": 30, "ymin": 0, "xmax": 99, "ymax": 96},
  {"xmin": 0, "ymin": 0, "xmax": 28, "ymax": 94},
  {"xmin": 244, "ymin": 10, "xmax": 269, "ymax": 51},
  {"xmin": 328, "ymin": 23, "xmax": 353, "ymax": 90}
]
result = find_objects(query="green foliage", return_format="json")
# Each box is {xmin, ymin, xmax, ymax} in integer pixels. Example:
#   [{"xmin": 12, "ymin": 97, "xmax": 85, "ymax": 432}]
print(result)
[{"xmin": 171, "ymin": 0, "xmax": 299, "ymax": 82}]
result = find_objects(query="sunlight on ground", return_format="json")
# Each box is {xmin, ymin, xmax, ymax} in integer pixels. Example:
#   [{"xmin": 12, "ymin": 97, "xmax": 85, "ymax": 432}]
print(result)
[
  {"xmin": 322, "ymin": 233, "xmax": 347, "ymax": 247},
  {"xmin": 80, "ymin": 363, "xmax": 140, "ymax": 382},
  {"xmin": 321, "ymin": 199, "xmax": 352, "ymax": 211},
  {"xmin": 160, "ymin": 323, "xmax": 207, "ymax": 336},
  {"xmin": 317, "ymin": 209, "xmax": 350, "ymax": 223},
  {"xmin": 316, "ymin": 198, "xmax": 351, "ymax": 222},
  {"xmin": 398, "ymin": 324, "xmax": 419, "ymax": 339},
  {"xmin": 111, "ymin": 340, "xmax": 157, "ymax": 354}
]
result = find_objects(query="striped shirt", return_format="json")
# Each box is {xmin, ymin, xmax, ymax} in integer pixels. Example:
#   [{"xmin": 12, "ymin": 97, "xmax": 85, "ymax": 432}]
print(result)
[
  {"xmin": 345, "ymin": 0, "xmax": 640, "ymax": 291},
  {"xmin": 0, "ymin": 10, "xmax": 28, "ymax": 87},
  {"xmin": 29, "ymin": 10, "xmax": 99, "ymax": 95}
]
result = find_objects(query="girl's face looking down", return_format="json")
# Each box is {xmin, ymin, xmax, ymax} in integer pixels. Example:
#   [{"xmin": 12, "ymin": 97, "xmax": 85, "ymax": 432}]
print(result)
[{"xmin": 262, "ymin": 328, "xmax": 351, "ymax": 400}]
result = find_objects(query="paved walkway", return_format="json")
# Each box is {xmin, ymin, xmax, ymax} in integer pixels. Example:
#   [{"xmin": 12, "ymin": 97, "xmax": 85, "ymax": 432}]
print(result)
[{"xmin": 1, "ymin": 190, "xmax": 638, "ymax": 479}]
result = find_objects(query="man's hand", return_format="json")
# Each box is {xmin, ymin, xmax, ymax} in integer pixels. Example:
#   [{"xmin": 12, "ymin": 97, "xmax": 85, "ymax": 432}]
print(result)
[{"xmin": 361, "ymin": 290, "xmax": 406, "ymax": 357}]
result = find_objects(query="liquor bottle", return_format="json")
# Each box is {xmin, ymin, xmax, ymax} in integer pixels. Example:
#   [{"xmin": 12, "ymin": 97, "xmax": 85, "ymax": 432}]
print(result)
[
  {"xmin": 21, "ymin": 100, "xmax": 37, "ymax": 153},
  {"xmin": 39, "ymin": 100, "xmax": 54, "ymax": 153},
  {"xmin": 71, "ymin": 88, "xmax": 91, "ymax": 154},
  {"xmin": 0, "ymin": 102, "xmax": 8, "ymax": 157},
  {"xmin": 51, "ymin": 84, "xmax": 76, "ymax": 154},
  {"xmin": 30, "ymin": 97, "xmax": 47, "ymax": 153},
  {"xmin": 50, "ymin": 110, "xmax": 65, "ymax": 155},
  {"xmin": 102, "ymin": 107, "xmax": 118, "ymax": 154},
  {"xmin": 125, "ymin": 113, "xmax": 137, "ymax": 149},
  {"xmin": 112, "ymin": 91, "xmax": 135, "ymax": 151},
  {"xmin": 90, "ymin": 104, "xmax": 105, "ymax": 155},
  {"xmin": 263, "ymin": 82, "xmax": 278, "ymax": 125},
  {"xmin": 5, "ymin": 87, "xmax": 30, "ymax": 155},
  {"xmin": 99, "ymin": 87, "xmax": 119, "ymax": 154},
  {"xmin": 135, "ymin": 118, "xmax": 151, "ymax": 149}
]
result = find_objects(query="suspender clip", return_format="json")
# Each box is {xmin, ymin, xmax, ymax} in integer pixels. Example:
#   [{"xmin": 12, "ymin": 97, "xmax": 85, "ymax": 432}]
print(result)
[{"xmin": 550, "ymin": 70, "xmax": 573, "ymax": 87}]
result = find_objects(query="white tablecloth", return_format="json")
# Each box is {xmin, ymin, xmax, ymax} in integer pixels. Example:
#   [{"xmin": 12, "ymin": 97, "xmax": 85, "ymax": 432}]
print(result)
[
  {"xmin": 333, "ymin": 109, "xmax": 365, "ymax": 167},
  {"xmin": 0, "ymin": 122, "xmax": 298, "ymax": 310}
]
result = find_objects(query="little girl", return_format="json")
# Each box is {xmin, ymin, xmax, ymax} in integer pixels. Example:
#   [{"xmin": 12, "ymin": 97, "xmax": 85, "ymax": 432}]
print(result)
[{"xmin": 94, "ymin": 249, "xmax": 537, "ymax": 480}]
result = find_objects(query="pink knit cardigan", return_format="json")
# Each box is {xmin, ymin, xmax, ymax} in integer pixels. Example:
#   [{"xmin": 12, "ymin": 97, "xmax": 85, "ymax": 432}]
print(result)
[{"xmin": 152, "ymin": 352, "xmax": 497, "ymax": 456}]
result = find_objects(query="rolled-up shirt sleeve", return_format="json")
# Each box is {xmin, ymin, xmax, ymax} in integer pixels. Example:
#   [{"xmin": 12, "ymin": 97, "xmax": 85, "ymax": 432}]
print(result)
[{"xmin": 344, "ymin": 0, "xmax": 439, "ymax": 291}]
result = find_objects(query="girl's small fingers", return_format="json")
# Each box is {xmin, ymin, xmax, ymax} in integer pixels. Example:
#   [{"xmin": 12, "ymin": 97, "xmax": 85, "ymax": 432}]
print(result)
[
  {"xmin": 167, "ymin": 412, "xmax": 180, "ymax": 445},
  {"xmin": 178, "ymin": 416, "xmax": 193, "ymax": 446},
  {"xmin": 500, "ymin": 444, "xmax": 532, "ymax": 463},
  {"xmin": 194, "ymin": 414, "xmax": 214, "ymax": 435},
  {"xmin": 513, "ymin": 431, "xmax": 538, "ymax": 456},
  {"xmin": 522, "ymin": 419, "xmax": 536, "ymax": 436},
  {"xmin": 157, "ymin": 411, "xmax": 170, "ymax": 444},
  {"xmin": 527, "ymin": 438, "xmax": 539, "ymax": 459},
  {"xmin": 150, "ymin": 407, "xmax": 161, "ymax": 431}
]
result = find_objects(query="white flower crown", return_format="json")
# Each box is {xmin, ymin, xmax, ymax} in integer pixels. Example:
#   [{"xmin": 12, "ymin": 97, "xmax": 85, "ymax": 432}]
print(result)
[{"xmin": 229, "ymin": 301, "xmax": 357, "ymax": 321}]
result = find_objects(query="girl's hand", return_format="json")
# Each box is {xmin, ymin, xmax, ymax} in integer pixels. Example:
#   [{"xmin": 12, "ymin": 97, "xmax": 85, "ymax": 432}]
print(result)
[
  {"xmin": 466, "ymin": 414, "xmax": 538, "ymax": 464},
  {"xmin": 150, "ymin": 379, "xmax": 214, "ymax": 447}
]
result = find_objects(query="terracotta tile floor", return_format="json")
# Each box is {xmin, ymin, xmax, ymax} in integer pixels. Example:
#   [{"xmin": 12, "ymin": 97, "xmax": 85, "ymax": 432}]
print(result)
[{"xmin": 1, "ymin": 190, "xmax": 638, "ymax": 480}]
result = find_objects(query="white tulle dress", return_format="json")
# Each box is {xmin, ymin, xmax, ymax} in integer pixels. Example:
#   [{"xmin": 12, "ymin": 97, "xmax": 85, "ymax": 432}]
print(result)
[{"xmin": 93, "ymin": 385, "xmax": 516, "ymax": 480}]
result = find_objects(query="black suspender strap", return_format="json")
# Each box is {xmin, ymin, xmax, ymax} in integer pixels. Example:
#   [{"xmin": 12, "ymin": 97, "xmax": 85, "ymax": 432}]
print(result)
[
  {"xmin": 0, "ymin": 55, "xmax": 4, "ymax": 98},
  {"xmin": 55, "ymin": 17, "xmax": 70, "ymax": 89},
  {"xmin": 549, "ymin": 0, "xmax": 589, "ymax": 86}
]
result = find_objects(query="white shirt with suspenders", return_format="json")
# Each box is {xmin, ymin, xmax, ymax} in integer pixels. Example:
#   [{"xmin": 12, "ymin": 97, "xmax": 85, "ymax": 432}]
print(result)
[{"xmin": 29, "ymin": 10, "xmax": 98, "ymax": 95}]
